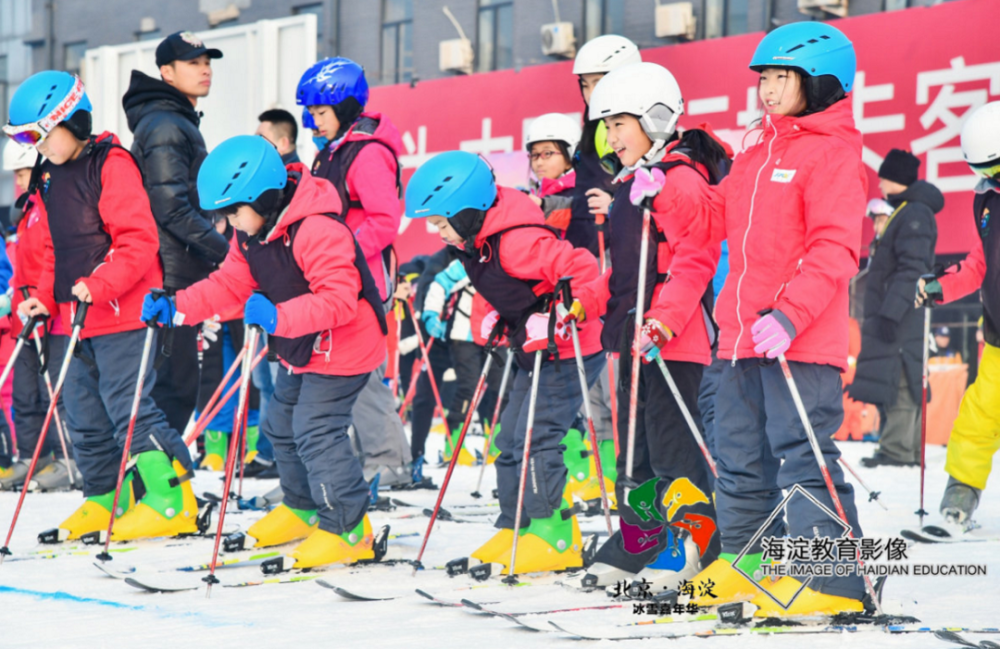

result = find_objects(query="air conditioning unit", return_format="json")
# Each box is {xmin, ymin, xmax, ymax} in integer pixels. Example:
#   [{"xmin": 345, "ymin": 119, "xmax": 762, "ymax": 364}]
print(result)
[
  {"xmin": 655, "ymin": 2, "xmax": 696, "ymax": 40},
  {"xmin": 541, "ymin": 22, "xmax": 575, "ymax": 58},
  {"xmin": 797, "ymin": 0, "xmax": 848, "ymax": 17},
  {"xmin": 439, "ymin": 38, "xmax": 473, "ymax": 75}
]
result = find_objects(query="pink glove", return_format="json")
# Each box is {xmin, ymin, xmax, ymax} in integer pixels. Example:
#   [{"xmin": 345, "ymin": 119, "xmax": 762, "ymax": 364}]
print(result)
[
  {"xmin": 639, "ymin": 319, "xmax": 673, "ymax": 363},
  {"xmin": 481, "ymin": 309, "xmax": 508, "ymax": 346},
  {"xmin": 522, "ymin": 312, "xmax": 569, "ymax": 354},
  {"xmin": 629, "ymin": 166, "xmax": 666, "ymax": 207},
  {"xmin": 751, "ymin": 311, "xmax": 796, "ymax": 359}
]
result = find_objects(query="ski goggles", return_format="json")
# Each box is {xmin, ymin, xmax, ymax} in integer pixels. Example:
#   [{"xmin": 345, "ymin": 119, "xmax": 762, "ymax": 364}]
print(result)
[
  {"xmin": 2, "ymin": 76, "xmax": 87, "ymax": 146},
  {"xmin": 969, "ymin": 159, "xmax": 1000, "ymax": 180}
]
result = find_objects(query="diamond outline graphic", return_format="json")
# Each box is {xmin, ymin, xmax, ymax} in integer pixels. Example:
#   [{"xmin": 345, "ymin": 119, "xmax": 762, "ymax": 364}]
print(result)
[{"xmin": 731, "ymin": 484, "xmax": 853, "ymax": 610}]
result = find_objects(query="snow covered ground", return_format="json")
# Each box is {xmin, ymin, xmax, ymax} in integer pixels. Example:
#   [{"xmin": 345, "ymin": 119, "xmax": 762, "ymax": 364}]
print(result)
[{"xmin": 1, "ymin": 431, "xmax": 997, "ymax": 649}]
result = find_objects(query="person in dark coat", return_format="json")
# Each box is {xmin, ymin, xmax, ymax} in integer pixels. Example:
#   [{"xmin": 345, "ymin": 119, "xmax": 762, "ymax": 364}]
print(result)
[
  {"xmin": 121, "ymin": 32, "xmax": 229, "ymax": 436},
  {"xmin": 849, "ymin": 149, "xmax": 942, "ymax": 467}
]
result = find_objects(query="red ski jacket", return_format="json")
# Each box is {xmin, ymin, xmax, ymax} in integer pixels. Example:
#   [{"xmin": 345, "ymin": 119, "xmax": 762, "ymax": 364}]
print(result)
[
  {"xmin": 11, "ymin": 197, "xmax": 66, "ymax": 338},
  {"xmin": 175, "ymin": 168, "xmax": 385, "ymax": 377},
  {"xmin": 37, "ymin": 132, "xmax": 164, "ymax": 340},
  {"xmin": 676, "ymin": 99, "xmax": 866, "ymax": 371}
]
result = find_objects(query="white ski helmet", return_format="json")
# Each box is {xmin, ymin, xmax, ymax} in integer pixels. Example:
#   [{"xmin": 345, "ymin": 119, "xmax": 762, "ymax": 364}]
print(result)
[
  {"xmin": 525, "ymin": 113, "xmax": 582, "ymax": 159},
  {"xmin": 572, "ymin": 35, "xmax": 641, "ymax": 75},
  {"xmin": 588, "ymin": 62, "xmax": 684, "ymax": 162},
  {"xmin": 961, "ymin": 101, "xmax": 1000, "ymax": 175},
  {"xmin": 2, "ymin": 139, "xmax": 38, "ymax": 171}
]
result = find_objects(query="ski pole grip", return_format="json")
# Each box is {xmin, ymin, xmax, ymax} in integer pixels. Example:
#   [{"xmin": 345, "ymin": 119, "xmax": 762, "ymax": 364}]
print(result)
[
  {"xmin": 555, "ymin": 276, "xmax": 574, "ymax": 308},
  {"xmin": 73, "ymin": 300, "xmax": 90, "ymax": 329},
  {"xmin": 18, "ymin": 315, "xmax": 38, "ymax": 343}
]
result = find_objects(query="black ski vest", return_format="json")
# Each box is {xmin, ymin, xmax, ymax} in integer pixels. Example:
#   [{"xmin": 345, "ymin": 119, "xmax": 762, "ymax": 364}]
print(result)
[
  {"xmin": 40, "ymin": 137, "xmax": 128, "ymax": 303},
  {"xmin": 602, "ymin": 159, "xmax": 717, "ymax": 354},
  {"xmin": 461, "ymin": 224, "xmax": 555, "ymax": 370},
  {"xmin": 570, "ymin": 148, "xmax": 614, "ymax": 256},
  {"xmin": 237, "ymin": 213, "xmax": 387, "ymax": 367},
  {"xmin": 973, "ymin": 190, "xmax": 1000, "ymax": 347}
]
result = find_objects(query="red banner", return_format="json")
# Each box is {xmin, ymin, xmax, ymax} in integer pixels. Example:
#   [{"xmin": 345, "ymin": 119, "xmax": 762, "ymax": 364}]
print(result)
[{"xmin": 370, "ymin": 0, "xmax": 998, "ymax": 262}]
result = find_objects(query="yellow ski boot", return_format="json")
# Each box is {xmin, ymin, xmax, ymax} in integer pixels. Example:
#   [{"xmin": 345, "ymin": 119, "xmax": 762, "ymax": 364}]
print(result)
[
  {"xmin": 502, "ymin": 498, "xmax": 584, "ymax": 575},
  {"xmin": 750, "ymin": 577, "xmax": 864, "ymax": 617},
  {"xmin": 470, "ymin": 528, "xmax": 514, "ymax": 565},
  {"xmin": 441, "ymin": 427, "xmax": 478, "ymax": 466},
  {"xmin": 57, "ymin": 473, "xmax": 135, "ymax": 541},
  {"xmin": 579, "ymin": 439, "xmax": 617, "ymax": 509},
  {"xmin": 561, "ymin": 428, "xmax": 592, "ymax": 500},
  {"xmin": 689, "ymin": 553, "xmax": 772, "ymax": 607},
  {"xmin": 246, "ymin": 504, "xmax": 319, "ymax": 548},
  {"xmin": 485, "ymin": 423, "xmax": 501, "ymax": 465},
  {"xmin": 199, "ymin": 430, "xmax": 227, "ymax": 471},
  {"xmin": 111, "ymin": 452, "xmax": 199, "ymax": 541},
  {"xmin": 289, "ymin": 515, "xmax": 375, "ymax": 569}
]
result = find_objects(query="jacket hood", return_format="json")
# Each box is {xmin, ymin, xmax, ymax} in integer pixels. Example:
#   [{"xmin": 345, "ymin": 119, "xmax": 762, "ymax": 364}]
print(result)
[
  {"xmin": 122, "ymin": 70, "xmax": 200, "ymax": 133},
  {"xmin": 888, "ymin": 180, "xmax": 945, "ymax": 214},
  {"xmin": 93, "ymin": 131, "xmax": 123, "ymax": 147},
  {"xmin": 761, "ymin": 96, "xmax": 861, "ymax": 155},
  {"xmin": 264, "ymin": 164, "xmax": 344, "ymax": 242},
  {"xmin": 475, "ymin": 186, "xmax": 546, "ymax": 247},
  {"xmin": 338, "ymin": 112, "xmax": 403, "ymax": 156},
  {"xmin": 537, "ymin": 169, "xmax": 576, "ymax": 197}
]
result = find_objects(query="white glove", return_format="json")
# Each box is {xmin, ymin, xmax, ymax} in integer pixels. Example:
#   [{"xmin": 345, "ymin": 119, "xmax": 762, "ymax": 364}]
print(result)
[{"xmin": 201, "ymin": 316, "xmax": 222, "ymax": 351}]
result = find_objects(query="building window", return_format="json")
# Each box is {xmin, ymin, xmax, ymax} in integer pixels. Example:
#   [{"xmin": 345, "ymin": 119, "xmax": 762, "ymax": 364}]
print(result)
[
  {"xmin": 64, "ymin": 41, "xmax": 87, "ymax": 76},
  {"xmin": 381, "ymin": 0, "xmax": 413, "ymax": 84},
  {"xmin": 137, "ymin": 29, "xmax": 161, "ymax": 41},
  {"xmin": 884, "ymin": 0, "xmax": 909, "ymax": 9},
  {"xmin": 294, "ymin": 3, "xmax": 326, "ymax": 55},
  {"xmin": 725, "ymin": 0, "xmax": 749, "ymax": 36},
  {"xmin": 583, "ymin": 0, "xmax": 624, "ymax": 43},
  {"xmin": 0, "ymin": 56, "xmax": 8, "ymax": 128},
  {"xmin": 476, "ymin": 0, "xmax": 513, "ymax": 73},
  {"xmin": 705, "ymin": 0, "xmax": 749, "ymax": 37}
]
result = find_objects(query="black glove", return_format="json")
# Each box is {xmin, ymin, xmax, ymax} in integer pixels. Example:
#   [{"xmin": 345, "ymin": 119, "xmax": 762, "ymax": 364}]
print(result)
[{"xmin": 874, "ymin": 315, "xmax": 898, "ymax": 344}]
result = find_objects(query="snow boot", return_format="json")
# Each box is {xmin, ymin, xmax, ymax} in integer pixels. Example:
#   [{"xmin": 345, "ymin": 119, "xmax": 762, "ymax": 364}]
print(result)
[
  {"xmin": 246, "ymin": 503, "xmax": 318, "ymax": 548},
  {"xmin": 441, "ymin": 426, "xmax": 478, "ymax": 466},
  {"xmin": 580, "ymin": 439, "xmax": 618, "ymax": 508},
  {"xmin": 749, "ymin": 577, "xmax": 863, "ymax": 617},
  {"xmin": 502, "ymin": 498, "xmax": 584, "ymax": 575},
  {"xmin": 243, "ymin": 426, "xmax": 260, "ymax": 464},
  {"xmin": 111, "ymin": 452, "xmax": 199, "ymax": 541},
  {"xmin": 940, "ymin": 476, "xmax": 981, "ymax": 525},
  {"xmin": 29, "ymin": 459, "xmax": 82, "ymax": 492},
  {"xmin": 200, "ymin": 430, "xmax": 228, "ymax": 471},
  {"xmin": 632, "ymin": 528, "xmax": 701, "ymax": 596},
  {"xmin": 0, "ymin": 456, "xmax": 51, "ymax": 491},
  {"xmin": 289, "ymin": 514, "xmax": 375, "ymax": 569},
  {"xmin": 688, "ymin": 552, "xmax": 770, "ymax": 607},
  {"xmin": 57, "ymin": 472, "xmax": 135, "ymax": 540},
  {"xmin": 561, "ymin": 428, "xmax": 592, "ymax": 499},
  {"xmin": 486, "ymin": 423, "xmax": 501, "ymax": 464}
]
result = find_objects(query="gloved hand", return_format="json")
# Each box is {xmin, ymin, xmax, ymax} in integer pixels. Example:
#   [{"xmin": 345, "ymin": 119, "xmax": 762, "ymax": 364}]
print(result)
[
  {"xmin": 915, "ymin": 275, "xmax": 943, "ymax": 308},
  {"xmin": 201, "ymin": 317, "xmax": 221, "ymax": 351},
  {"xmin": 522, "ymin": 312, "xmax": 570, "ymax": 354},
  {"xmin": 629, "ymin": 166, "xmax": 667, "ymax": 207},
  {"xmin": 639, "ymin": 319, "xmax": 673, "ymax": 363},
  {"xmin": 751, "ymin": 311, "xmax": 796, "ymax": 359},
  {"xmin": 245, "ymin": 293, "xmax": 278, "ymax": 334},
  {"xmin": 481, "ymin": 309, "xmax": 508, "ymax": 346},
  {"xmin": 422, "ymin": 311, "xmax": 447, "ymax": 340},
  {"xmin": 555, "ymin": 299, "xmax": 586, "ymax": 325},
  {"xmin": 141, "ymin": 292, "xmax": 176, "ymax": 327},
  {"xmin": 874, "ymin": 315, "xmax": 898, "ymax": 344}
]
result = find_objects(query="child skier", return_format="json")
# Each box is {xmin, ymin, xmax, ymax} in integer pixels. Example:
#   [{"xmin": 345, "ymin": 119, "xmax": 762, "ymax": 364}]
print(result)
[
  {"xmin": 144, "ymin": 135, "xmax": 387, "ymax": 568},
  {"xmin": 1, "ymin": 139, "xmax": 77, "ymax": 491},
  {"xmin": 580, "ymin": 62, "xmax": 724, "ymax": 591},
  {"xmin": 8, "ymin": 71, "xmax": 196, "ymax": 541},
  {"xmin": 668, "ymin": 23, "xmax": 870, "ymax": 616},
  {"xmin": 525, "ymin": 112, "xmax": 580, "ymax": 235},
  {"xmin": 405, "ymin": 151, "xmax": 606, "ymax": 574},
  {"xmin": 916, "ymin": 101, "xmax": 1000, "ymax": 530},
  {"xmin": 297, "ymin": 56, "xmax": 412, "ymax": 488}
]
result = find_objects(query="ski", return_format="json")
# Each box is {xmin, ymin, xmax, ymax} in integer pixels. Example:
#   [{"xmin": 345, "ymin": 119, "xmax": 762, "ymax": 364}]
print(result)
[
  {"xmin": 316, "ymin": 580, "xmax": 403, "ymax": 601},
  {"xmin": 390, "ymin": 498, "xmax": 499, "ymax": 510},
  {"xmin": 901, "ymin": 525, "xmax": 1000, "ymax": 544},
  {"xmin": 4, "ymin": 546, "xmax": 138, "ymax": 563},
  {"xmin": 123, "ymin": 571, "xmax": 328, "ymax": 592}
]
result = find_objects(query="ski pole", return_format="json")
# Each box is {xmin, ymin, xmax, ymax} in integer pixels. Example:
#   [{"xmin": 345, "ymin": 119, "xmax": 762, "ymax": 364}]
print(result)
[
  {"xmin": 624, "ymin": 207, "xmax": 652, "ymax": 500},
  {"xmin": 918, "ymin": 304, "xmax": 932, "ymax": 525},
  {"xmin": 653, "ymin": 356, "xmax": 718, "ymax": 478},
  {"xmin": 96, "ymin": 290, "xmax": 166, "ymax": 560},
  {"xmin": 181, "ymin": 346, "xmax": 252, "ymax": 447},
  {"xmin": 397, "ymin": 340, "xmax": 433, "ymax": 420},
  {"xmin": 472, "ymin": 348, "xmax": 513, "ymax": 499},
  {"xmin": 838, "ymin": 456, "xmax": 887, "ymax": 511},
  {"xmin": 405, "ymin": 298, "xmax": 446, "ymax": 421},
  {"xmin": 413, "ymin": 343, "xmax": 496, "ymax": 573},
  {"xmin": 20, "ymin": 287, "xmax": 73, "ymax": 488},
  {"xmin": 182, "ymin": 347, "xmax": 266, "ymax": 450},
  {"xmin": 556, "ymin": 279, "xmax": 613, "ymax": 536},
  {"xmin": 596, "ymin": 214, "xmax": 620, "ymax": 459},
  {"xmin": 1, "ymin": 301, "xmax": 88, "ymax": 563},
  {"xmin": 776, "ymin": 354, "xmax": 884, "ymax": 616},
  {"xmin": 595, "ymin": 212, "xmax": 608, "ymax": 275},
  {"xmin": 204, "ymin": 322, "xmax": 260, "ymax": 597},
  {"xmin": 503, "ymin": 349, "xmax": 544, "ymax": 585}
]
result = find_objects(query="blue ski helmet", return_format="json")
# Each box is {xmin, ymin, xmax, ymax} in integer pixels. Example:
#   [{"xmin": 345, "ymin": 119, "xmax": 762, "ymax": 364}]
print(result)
[
  {"xmin": 296, "ymin": 57, "xmax": 369, "ymax": 108},
  {"xmin": 749, "ymin": 22, "xmax": 856, "ymax": 93},
  {"xmin": 4, "ymin": 71, "xmax": 92, "ymax": 145},
  {"xmin": 198, "ymin": 135, "xmax": 287, "ymax": 211},
  {"xmin": 404, "ymin": 151, "xmax": 497, "ymax": 219},
  {"xmin": 301, "ymin": 106, "xmax": 317, "ymax": 130}
]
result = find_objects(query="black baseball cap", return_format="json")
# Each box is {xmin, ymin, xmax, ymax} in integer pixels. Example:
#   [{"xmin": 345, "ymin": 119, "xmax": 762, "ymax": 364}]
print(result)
[{"xmin": 156, "ymin": 31, "xmax": 223, "ymax": 67}]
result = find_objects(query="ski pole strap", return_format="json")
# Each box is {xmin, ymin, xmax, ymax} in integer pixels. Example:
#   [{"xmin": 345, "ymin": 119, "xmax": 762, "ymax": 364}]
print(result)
[
  {"xmin": 545, "ymin": 296, "xmax": 561, "ymax": 372},
  {"xmin": 168, "ymin": 466, "xmax": 195, "ymax": 489},
  {"xmin": 485, "ymin": 314, "xmax": 506, "ymax": 349}
]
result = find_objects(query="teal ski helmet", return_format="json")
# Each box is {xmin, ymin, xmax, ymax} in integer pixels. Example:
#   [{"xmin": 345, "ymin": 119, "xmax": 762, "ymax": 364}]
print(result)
[
  {"xmin": 198, "ymin": 135, "xmax": 287, "ymax": 212},
  {"xmin": 404, "ymin": 151, "xmax": 497, "ymax": 219}
]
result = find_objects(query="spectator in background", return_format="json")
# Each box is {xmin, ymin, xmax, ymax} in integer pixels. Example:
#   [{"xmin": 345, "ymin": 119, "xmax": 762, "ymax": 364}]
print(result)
[
  {"xmin": 931, "ymin": 326, "xmax": 963, "ymax": 363},
  {"xmin": 257, "ymin": 109, "xmax": 301, "ymax": 165},
  {"xmin": 850, "ymin": 149, "xmax": 942, "ymax": 468}
]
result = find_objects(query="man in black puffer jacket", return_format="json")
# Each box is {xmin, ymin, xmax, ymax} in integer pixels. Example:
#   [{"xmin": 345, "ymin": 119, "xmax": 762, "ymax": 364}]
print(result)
[
  {"xmin": 850, "ymin": 149, "xmax": 942, "ymax": 468},
  {"xmin": 122, "ymin": 32, "xmax": 229, "ymax": 436}
]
